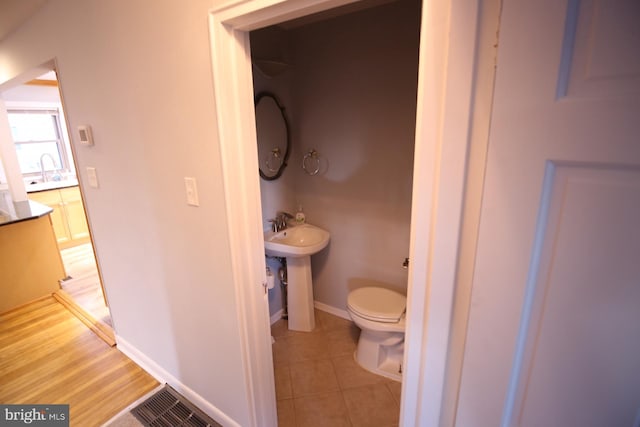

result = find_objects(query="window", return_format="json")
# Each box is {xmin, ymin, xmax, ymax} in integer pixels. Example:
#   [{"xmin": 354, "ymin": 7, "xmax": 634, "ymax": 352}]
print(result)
[{"xmin": 7, "ymin": 109, "xmax": 70, "ymax": 180}]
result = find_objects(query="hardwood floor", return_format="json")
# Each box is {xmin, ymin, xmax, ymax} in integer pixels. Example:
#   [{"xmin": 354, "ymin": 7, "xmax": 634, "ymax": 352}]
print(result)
[
  {"xmin": 0, "ymin": 297, "xmax": 158, "ymax": 426},
  {"xmin": 60, "ymin": 243, "xmax": 111, "ymax": 327}
]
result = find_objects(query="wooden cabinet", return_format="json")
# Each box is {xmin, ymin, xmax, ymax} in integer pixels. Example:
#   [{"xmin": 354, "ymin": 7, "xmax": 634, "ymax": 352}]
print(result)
[
  {"xmin": 0, "ymin": 214, "xmax": 65, "ymax": 313},
  {"xmin": 59, "ymin": 187, "xmax": 89, "ymax": 241},
  {"xmin": 29, "ymin": 186, "xmax": 90, "ymax": 249}
]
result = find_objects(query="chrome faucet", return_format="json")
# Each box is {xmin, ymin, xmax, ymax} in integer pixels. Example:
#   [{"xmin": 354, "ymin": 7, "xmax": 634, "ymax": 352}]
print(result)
[
  {"xmin": 39, "ymin": 153, "xmax": 57, "ymax": 182},
  {"xmin": 270, "ymin": 211, "xmax": 294, "ymax": 232}
]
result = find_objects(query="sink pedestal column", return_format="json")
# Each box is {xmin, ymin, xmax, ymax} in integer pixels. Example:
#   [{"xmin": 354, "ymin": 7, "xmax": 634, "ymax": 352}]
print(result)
[{"xmin": 286, "ymin": 255, "xmax": 315, "ymax": 331}]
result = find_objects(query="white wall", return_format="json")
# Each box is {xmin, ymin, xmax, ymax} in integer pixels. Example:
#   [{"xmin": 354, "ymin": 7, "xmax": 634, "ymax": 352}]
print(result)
[
  {"xmin": 0, "ymin": 100, "xmax": 26, "ymax": 197},
  {"xmin": 254, "ymin": 0, "xmax": 420, "ymax": 314},
  {"xmin": 0, "ymin": 1, "xmax": 252, "ymax": 425},
  {"xmin": 2, "ymin": 83, "xmax": 60, "ymax": 103}
]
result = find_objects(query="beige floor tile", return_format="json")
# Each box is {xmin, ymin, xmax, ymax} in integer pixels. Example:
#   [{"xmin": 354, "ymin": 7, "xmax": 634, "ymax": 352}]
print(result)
[
  {"xmin": 289, "ymin": 359, "xmax": 340, "ymax": 397},
  {"xmin": 385, "ymin": 381, "xmax": 402, "ymax": 407},
  {"xmin": 332, "ymin": 355, "xmax": 388, "ymax": 390},
  {"xmin": 277, "ymin": 399, "xmax": 296, "ymax": 427},
  {"xmin": 273, "ymin": 316, "xmax": 325, "ymax": 337},
  {"xmin": 273, "ymin": 309, "xmax": 402, "ymax": 426},
  {"xmin": 286, "ymin": 333, "xmax": 330, "ymax": 363},
  {"xmin": 294, "ymin": 391, "xmax": 351, "ymax": 427},
  {"xmin": 274, "ymin": 365, "xmax": 293, "ymax": 400},
  {"xmin": 326, "ymin": 326, "xmax": 359, "ymax": 358},
  {"xmin": 271, "ymin": 319, "xmax": 292, "ymax": 338},
  {"xmin": 316, "ymin": 310, "xmax": 354, "ymax": 332},
  {"xmin": 272, "ymin": 335, "xmax": 291, "ymax": 366},
  {"xmin": 343, "ymin": 384, "xmax": 400, "ymax": 427}
]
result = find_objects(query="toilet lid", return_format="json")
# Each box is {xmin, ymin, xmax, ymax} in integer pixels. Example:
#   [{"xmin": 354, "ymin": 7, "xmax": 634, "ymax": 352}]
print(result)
[{"xmin": 347, "ymin": 287, "xmax": 406, "ymax": 323}]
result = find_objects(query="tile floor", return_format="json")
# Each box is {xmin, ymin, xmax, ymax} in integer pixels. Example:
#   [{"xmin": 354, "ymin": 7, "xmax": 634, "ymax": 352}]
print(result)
[{"xmin": 271, "ymin": 310, "xmax": 402, "ymax": 427}]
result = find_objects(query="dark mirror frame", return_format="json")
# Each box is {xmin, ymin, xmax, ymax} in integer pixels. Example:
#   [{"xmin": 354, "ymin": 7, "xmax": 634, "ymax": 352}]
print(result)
[{"xmin": 255, "ymin": 92, "xmax": 291, "ymax": 181}]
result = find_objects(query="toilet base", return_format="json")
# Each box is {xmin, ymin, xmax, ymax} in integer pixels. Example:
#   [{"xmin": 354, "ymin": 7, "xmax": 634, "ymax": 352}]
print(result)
[{"xmin": 354, "ymin": 329, "xmax": 404, "ymax": 382}]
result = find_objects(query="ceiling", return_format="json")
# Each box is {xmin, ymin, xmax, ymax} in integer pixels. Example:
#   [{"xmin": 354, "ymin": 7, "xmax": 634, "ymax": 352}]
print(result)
[
  {"xmin": 0, "ymin": 0, "xmax": 398, "ymax": 42},
  {"xmin": 278, "ymin": 0, "xmax": 396, "ymax": 29},
  {"xmin": 0, "ymin": 0, "xmax": 47, "ymax": 42}
]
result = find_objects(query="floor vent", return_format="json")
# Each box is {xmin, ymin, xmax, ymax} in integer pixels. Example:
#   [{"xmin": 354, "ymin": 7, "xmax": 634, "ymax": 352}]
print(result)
[{"xmin": 131, "ymin": 384, "xmax": 221, "ymax": 427}]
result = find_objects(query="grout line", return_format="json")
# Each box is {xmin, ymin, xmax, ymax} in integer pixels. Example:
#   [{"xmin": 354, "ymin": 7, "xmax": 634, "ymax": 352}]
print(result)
[
  {"xmin": 272, "ymin": 310, "xmax": 402, "ymax": 426},
  {"xmin": 386, "ymin": 382, "xmax": 402, "ymax": 408},
  {"xmin": 339, "ymin": 386, "xmax": 356, "ymax": 427}
]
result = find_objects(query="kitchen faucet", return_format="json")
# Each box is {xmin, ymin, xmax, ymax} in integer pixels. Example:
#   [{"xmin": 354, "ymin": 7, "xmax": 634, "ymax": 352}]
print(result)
[{"xmin": 39, "ymin": 153, "xmax": 57, "ymax": 182}]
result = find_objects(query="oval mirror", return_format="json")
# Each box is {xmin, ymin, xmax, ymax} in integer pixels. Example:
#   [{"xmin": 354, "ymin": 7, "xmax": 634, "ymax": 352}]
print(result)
[{"xmin": 255, "ymin": 92, "xmax": 290, "ymax": 180}]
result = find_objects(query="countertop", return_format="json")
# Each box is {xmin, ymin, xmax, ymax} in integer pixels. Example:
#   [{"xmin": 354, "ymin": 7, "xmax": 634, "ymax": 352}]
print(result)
[
  {"xmin": 26, "ymin": 178, "xmax": 79, "ymax": 193},
  {"xmin": 0, "ymin": 191, "xmax": 52, "ymax": 227}
]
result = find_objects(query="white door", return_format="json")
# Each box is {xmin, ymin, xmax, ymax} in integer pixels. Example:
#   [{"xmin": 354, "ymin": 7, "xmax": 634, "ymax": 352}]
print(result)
[{"xmin": 456, "ymin": 0, "xmax": 640, "ymax": 426}]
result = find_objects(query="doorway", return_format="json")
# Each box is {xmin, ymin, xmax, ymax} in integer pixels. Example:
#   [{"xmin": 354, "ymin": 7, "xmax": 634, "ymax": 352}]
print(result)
[
  {"xmin": 250, "ymin": 0, "xmax": 420, "ymax": 423},
  {"xmin": 0, "ymin": 66, "xmax": 113, "ymax": 343},
  {"xmin": 208, "ymin": 0, "xmax": 480, "ymax": 425}
]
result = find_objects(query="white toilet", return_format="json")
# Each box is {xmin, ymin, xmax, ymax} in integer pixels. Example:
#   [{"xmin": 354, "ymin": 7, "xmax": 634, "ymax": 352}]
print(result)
[{"xmin": 347, "ymin": 286, "xmax": 406, "ymax": 382}]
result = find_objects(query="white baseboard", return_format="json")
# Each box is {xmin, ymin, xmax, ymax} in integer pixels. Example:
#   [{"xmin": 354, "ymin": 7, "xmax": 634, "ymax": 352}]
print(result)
[
  {"xmin": 115, "ymin": 334, "xmax": 241, "ymax": 427},
  {"xmin": 270, "ymin": 309, "xmax": 283, "ymax": 325},
  {"xmin": 314, "ymin": 301, "xmax": 351, "ymax": 321},
  {"xmin": 270, "ymin": 303, "xmax": 350, "ymax": 324}
]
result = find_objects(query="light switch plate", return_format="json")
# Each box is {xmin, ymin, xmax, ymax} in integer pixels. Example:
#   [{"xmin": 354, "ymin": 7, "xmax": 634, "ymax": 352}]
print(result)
[
  {"xmin": 184, "ymin": 177, "xmax": 199, "ymax": 206},
  {"xmin": 86, "ymin": 167, "xmax": 99, "ymax": 188}
]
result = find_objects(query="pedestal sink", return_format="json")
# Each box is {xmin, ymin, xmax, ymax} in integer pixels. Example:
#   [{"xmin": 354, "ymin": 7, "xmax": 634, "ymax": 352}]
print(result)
[{"xmin": 264, "ymin": 224, "xmax": 330, "ymax": 332}]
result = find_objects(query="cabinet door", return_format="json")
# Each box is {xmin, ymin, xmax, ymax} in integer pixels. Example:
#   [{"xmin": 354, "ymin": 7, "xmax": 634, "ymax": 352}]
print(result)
[
  {"xmin": 60, "ymin": 187, "xmax": 90, "ymax": 241},
  {"xmin": 29, "ymin": 190, "xmax": 71, "ymax": 245}
]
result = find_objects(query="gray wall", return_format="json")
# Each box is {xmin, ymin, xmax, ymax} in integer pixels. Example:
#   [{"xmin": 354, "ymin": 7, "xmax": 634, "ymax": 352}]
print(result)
[
  {"xmin": 255, "ymin": 0, "xmax": 420, "ymax": 315},
  {"xmin": 251, "ymin": 26, "xmax": 297, "ymax": 318}
]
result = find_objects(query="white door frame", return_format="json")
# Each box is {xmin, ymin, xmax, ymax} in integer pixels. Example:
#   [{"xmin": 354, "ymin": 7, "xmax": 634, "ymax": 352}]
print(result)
[{"xmin": 207, "ymin": 0, "xmax": 481, "ymax": 425}]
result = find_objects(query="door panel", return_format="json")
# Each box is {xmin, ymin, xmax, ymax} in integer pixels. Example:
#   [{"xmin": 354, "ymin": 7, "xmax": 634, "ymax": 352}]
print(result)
[
  {"xmin": 456, "ymin": 1, "xmax": 640, "ymax": 426},
  {"xmin": 511, "ymin": 163, "xmax": 640, "ymax": 426},
  {"xmin": 561, "ymin": 0, "xmax": 640, "ymax": 98}
]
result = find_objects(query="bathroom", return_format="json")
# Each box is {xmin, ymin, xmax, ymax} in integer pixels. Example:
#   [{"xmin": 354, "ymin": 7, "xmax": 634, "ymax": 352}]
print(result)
[
  {"xmin": 251, "ymin": 0, "xmax": 421, "ymax": 420},
  {"xmin": 254, "ymin": 0, "xmax": 419, "ymax": 324}
]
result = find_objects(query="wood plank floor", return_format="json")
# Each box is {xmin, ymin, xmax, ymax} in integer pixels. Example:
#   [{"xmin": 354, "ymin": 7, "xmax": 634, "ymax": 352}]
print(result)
[
  {"xmin": 60, "ymin": 243, "xmax": 112, "ymax": 327},
  {"xmin": 0, "ymin": 297, "xmax": 158, "ymax": 426}
]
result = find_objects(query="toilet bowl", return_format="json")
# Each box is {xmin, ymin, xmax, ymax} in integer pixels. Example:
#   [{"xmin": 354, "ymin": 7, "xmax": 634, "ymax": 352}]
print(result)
[{"xmin": 347, "ymin": 286, "xmax": 406, "ymax": 382}]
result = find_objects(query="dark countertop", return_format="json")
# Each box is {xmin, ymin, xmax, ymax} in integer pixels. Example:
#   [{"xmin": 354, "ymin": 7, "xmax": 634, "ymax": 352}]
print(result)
[{"xmin": 0, "ymin": 191, "xmax": 52, "ymax": 227}]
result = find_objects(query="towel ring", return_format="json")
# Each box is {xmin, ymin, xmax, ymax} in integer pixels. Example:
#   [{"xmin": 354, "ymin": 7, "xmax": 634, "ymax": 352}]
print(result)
[
  {"xmin": 266, "ymin": 148, "xmax": 283, "ymax": 172},
  {"xmin": 303, "ymin": 149, "xmax": 320, "ymax": 176}
]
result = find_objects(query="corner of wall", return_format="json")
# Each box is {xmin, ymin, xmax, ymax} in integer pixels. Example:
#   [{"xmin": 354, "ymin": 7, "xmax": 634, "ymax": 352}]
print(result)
[{"xmin": 115, "ymin": 334, "xmax": 243, "ymax": 427}]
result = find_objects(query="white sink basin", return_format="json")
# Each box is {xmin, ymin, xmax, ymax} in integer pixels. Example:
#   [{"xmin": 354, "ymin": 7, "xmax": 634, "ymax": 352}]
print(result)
[
  {"xmin": 264, "ymin": 223, "xmax": 330, "ymax": 331},
  {"xmin": 264, "ymin": 224, "xmax": 330, "ymax": 258}
]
